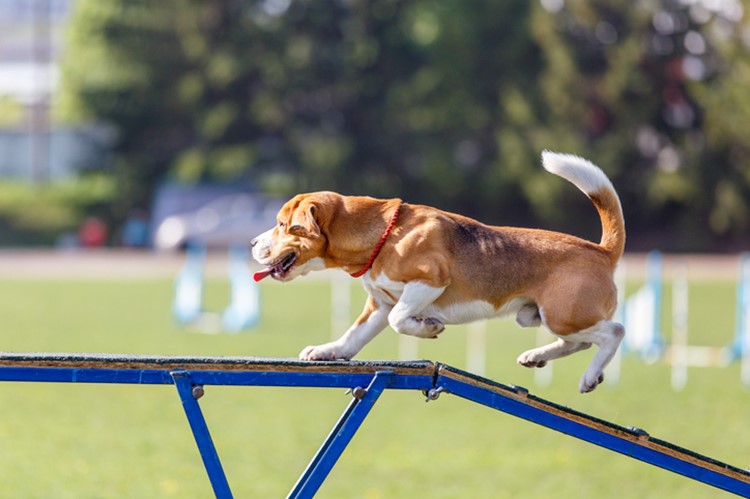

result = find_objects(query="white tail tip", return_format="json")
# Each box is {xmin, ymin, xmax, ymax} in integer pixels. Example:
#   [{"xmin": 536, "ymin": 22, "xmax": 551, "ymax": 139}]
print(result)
[{"xmin": 541, "ymin": 150, "xmax": 613, "ymax": 196}]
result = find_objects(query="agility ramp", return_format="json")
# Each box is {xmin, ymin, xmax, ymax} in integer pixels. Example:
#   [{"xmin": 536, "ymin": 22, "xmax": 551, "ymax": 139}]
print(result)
[{"xmin": 0, "ymin": 353, "xmax": 747, "ymax": 498}]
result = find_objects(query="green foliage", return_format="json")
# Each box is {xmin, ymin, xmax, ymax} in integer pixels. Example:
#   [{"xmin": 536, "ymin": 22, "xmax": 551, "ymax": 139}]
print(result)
[
  {"xmin": 58, "ymin": 0, "xmax": 750, "ymax": 250},
  {"xmin": 0, "ymin": 175, "xmax": 116, "ymax": 245},
  {"xmin": 530, "ymin": 0, "xmax": 750, "ymax": 249}
]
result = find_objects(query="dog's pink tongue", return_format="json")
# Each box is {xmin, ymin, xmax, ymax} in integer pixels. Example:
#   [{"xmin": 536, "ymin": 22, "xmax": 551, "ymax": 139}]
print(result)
[{"xmin": 253, "ymin": 268, "xmax": 273, "ymax": 282}]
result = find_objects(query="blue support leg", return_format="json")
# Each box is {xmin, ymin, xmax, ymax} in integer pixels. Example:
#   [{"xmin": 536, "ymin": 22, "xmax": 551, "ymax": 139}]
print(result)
[
  {"xmin": 171, "ymin": 370, "xmax": 233, "ymax": 499},
  {"xmin": 288, "ymin": 371, "xmax": 393, "ymax": 499}
]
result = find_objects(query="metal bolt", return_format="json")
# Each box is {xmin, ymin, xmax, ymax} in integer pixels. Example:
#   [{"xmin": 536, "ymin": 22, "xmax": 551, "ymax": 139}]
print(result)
[
  {"xmin": 192, "ymin": 385, "xmax": 205, "ymax": 399},
  {"xmin": 510, "ymin": 385, "xmax": 529, "ymax": 397},
  {"xmin": 627, "ymin": 426, "xmax": 650, "ymax": 440},
  {"xmin": 425, "ymin": 386, "xmax": 444, "ymax": 402},
  {"xmin": 351, "ymin": 386, "xmax": 367, "ymax": 399}
]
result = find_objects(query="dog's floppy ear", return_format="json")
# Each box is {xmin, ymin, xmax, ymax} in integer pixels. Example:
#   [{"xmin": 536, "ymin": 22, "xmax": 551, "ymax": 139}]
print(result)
[{"xmin": 289, "ymin": 201, "xmax": 320, "ymax": 238}]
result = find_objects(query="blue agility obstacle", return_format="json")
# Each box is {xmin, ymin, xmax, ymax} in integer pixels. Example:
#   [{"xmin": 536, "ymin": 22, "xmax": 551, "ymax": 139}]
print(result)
[
  {"xmin": 731, "ymin": 253, "xmax": 750, "ymax": 363},
  {"xmin": 623, "ymin": 250, "xmax": 664, "ymax": 361},
  {"xmin": 172, "ymin": 244, "xmax": 206, "ymax": 325},
  {"xmin": 173, "ymin": 244, "xmax": 260, "ymax": 333},
  {"xmin": 622, "ymin": 251, "xmax": 750, "ymax": 389},
  {"xmin": 0, "ymin": 353, "xmax": 748, "ymax": 498}
]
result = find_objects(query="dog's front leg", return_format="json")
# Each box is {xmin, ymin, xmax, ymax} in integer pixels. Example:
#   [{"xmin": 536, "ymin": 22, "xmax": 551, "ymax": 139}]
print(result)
[
  {"xmin": 299, "ymin": 297, "xmax": 390, "ymax": 361},
  {"xmin": 388, "ymin": 281, "xmax": 447, "ymax": 338}
]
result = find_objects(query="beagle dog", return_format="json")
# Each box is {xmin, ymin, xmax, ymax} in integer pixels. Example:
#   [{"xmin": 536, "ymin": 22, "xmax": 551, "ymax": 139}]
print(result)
[{"xmin": 252, "ymin": 152, "xmax": 625, "ymax": 392}]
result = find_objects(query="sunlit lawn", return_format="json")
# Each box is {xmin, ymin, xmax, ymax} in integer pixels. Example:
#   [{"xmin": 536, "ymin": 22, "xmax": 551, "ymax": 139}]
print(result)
[{"xmin": 0, "ymin": 274, "xmax": 747, "ymax": 498}]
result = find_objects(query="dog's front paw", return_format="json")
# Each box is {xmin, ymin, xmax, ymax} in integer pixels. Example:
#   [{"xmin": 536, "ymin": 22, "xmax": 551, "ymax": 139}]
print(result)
[
  {"xmin": 517, "ymin": 349, "xmax": 548, "ymax": 368},
  {"xmin": 579, "ymin": 369, "xmax": 605, "ymax": 393},
  {"xmin": 389, "ymin": 315, "xmax": 445, "ymax": 338},
  {"xmin": 299, "ymin": 343, "xmax": 351, "ymax": 361}
]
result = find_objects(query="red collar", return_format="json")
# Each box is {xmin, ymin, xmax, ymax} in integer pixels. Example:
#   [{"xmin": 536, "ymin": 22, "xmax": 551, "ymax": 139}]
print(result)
[{"xmin": 349, "ymin": 203, "xmax": 401, "ymax": 278}]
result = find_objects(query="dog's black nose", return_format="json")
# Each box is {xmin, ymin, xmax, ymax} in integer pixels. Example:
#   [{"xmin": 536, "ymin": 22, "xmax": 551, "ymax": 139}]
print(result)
[{"xmin": 250, "ymin": 238, "xmax": 257, "ymax": 248}]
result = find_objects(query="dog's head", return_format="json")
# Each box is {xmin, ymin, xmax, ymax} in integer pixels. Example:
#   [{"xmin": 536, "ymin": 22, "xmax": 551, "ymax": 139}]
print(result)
[{"xmin": 252, "ymin": 192, "xmax": 337, "ymax": 282}]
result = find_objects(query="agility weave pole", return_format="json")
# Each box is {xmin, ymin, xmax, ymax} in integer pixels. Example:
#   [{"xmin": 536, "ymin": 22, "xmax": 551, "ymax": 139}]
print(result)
[{"xmin": 0, "ymin": 353, "xmax": 748, "ymax": 498}]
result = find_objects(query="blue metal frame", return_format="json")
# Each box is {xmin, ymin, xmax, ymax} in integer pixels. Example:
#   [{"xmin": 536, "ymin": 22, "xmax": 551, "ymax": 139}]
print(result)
[
  {"xmin": 435, "ymin": 373, "xmax": 750, "ymax": 497},
  {"xmin": 0, "ymin": 355, "xmax": 748, "ymax": 498},
  {"xmin": 172, "ymin": 371, "xmax": 233, "ymax": 499},
  {"xmin": 288, "ymin": 371, "xmax": 393, "ymax": 498}
]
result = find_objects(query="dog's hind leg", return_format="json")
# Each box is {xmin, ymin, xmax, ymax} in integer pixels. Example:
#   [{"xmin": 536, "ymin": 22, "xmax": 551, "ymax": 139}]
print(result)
[
  {"xmin": 518, "ymin": 320, "xmax": 624, "ymax": 392},
  {"xmin": 517, "ymin": 339, "xmax": 592, "ymax": 368},
  {"xmin": 570, "ymin": 320, "xmax": 625, "ymax": 393}
]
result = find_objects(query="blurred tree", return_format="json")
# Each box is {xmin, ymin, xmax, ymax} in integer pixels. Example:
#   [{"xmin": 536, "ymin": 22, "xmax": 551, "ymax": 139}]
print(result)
[
  {"xmin": 60, "ymin": 0, "xmax": 262, "ymax": 220},
  {"xmin": 58, "ymin": 0, "xmax": 750, "ymax": 250},
  {"xmin": 529, "ymin": 0, "xmax": 750, "ymax": 250}
]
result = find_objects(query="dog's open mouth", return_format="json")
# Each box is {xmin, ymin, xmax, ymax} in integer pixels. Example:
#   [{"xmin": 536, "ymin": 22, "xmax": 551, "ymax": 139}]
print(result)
[{"xmin": 253, "ymin": 252, "xmax": 297, "ymax": 282}]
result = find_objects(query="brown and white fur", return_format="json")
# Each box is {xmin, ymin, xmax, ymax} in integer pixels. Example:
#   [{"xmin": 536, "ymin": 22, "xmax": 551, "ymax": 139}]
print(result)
[{"xmin": 251, "ymin": 151, "xmax": 625, "ymax": 393}]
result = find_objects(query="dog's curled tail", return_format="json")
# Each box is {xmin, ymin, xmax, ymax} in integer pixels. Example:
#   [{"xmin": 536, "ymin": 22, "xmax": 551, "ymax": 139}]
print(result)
[{"xmin": 541, "ymin": 151, "xmax": 625, "ymax": 265}]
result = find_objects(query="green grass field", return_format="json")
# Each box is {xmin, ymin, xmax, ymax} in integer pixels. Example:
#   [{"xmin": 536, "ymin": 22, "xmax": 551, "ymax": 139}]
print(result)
[{"xmin": 0, "ymin": 275, "xmax": 747, "ymax": 498}]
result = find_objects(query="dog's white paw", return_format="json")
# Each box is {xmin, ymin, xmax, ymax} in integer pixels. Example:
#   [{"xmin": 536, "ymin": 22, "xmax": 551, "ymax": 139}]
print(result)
[
  {"xmin": 299, "ymin": 342, "xmax": 351, "ymax": 361},
  {"xmin": 516, "ymin": 349, "xmax": 548, "ymax": 368},
  {"xmin": 579, "ymin": 369, "xmax": 605, "ymax": 393}
]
